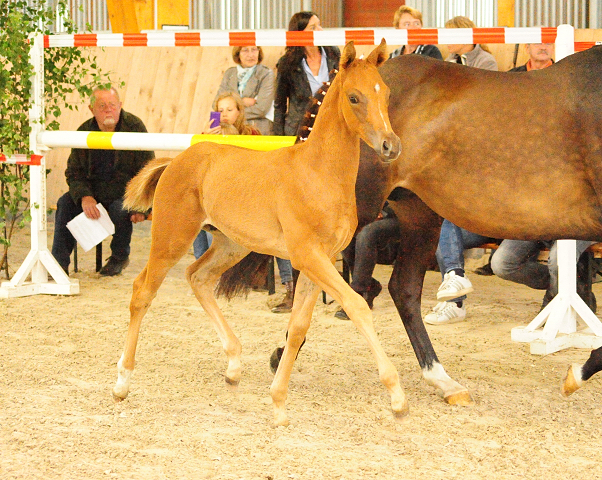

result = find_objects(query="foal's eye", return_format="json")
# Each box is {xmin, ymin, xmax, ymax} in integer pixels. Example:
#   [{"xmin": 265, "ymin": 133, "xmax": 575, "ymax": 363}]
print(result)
[{"xmin": 349, "ymin": 95, "xmax": 359, "ymax": 105}]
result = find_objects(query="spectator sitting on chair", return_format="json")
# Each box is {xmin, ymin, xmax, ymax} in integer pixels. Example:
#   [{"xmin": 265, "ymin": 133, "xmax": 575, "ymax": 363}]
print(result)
[
  {"xmin": 333, "ymin": 4, "xmax": 443, "ymax": 321},
  {"xmin": 199, "ymin": 92, "xmax": 296, "ymax": 312},
  {"xmin": 491, "ymin": 240, "xmax": 597, "ymax": 313},
  {"xmin": 423, "ymin": 15, "xmax": 499, "ymax": 326},
  {"xmin": 510, "ymin": 41, "xmax": 554, "ymax": 72},
  {"xmin": 388, "ymin": 5, "xmax": 443, "ymax": 60},
  {"xmin": 472, "ymin": 42, "xmax": 556, "ymax": 281},
  {"xmin": 52, "ymin": 85, "xmax": 155, "ymax": 276},
  {"xmin": 334, "ymin": 202, "xmax": 401, "ymax": 320}
]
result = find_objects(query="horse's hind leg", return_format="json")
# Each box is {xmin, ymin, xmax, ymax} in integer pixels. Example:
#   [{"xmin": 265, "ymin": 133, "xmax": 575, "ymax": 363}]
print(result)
[
  {"xmin": 269, "ymin": 273, "xmax": 320, "ymax": 426},
  {"xmin": 298, "ymin": 251, "xmax": 408, "ymax": 417},
  {"xmin": 186, "ymin": 230, "xmax": 250, "ymax": 386},
  {"xmin": 562, "ymin": 346, "xmax": 602, "ymax": 396}
]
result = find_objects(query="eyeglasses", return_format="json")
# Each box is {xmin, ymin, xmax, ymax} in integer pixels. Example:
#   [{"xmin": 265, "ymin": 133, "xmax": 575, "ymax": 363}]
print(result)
[{"xmin": 240, "ymin": 47, "xmax": 260, "ymax": 54}]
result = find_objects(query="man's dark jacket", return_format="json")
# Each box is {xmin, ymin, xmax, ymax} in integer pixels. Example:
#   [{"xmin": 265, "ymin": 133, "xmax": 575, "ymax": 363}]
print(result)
[{"xmin": 65, "ymin": 110, "xmax": 155, "ymax": 206}]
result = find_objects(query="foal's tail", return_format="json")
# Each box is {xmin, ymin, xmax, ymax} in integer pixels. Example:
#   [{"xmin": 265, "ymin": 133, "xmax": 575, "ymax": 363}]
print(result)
[{"xmin": 124, "ymin": 157, "xmax": 173, "ymax": 212}]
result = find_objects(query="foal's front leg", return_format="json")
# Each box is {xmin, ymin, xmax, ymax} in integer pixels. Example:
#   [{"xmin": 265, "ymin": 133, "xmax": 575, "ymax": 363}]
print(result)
[{"xmin": 300, "ymin": 251, "xmax": 408, "ymax": 417}]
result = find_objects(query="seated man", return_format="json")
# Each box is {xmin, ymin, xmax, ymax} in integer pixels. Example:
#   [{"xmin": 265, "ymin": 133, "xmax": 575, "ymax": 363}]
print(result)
[
  {"xmin": 52, "ymin": 85, "xmax": 155, "ymax": 276},
  {"xmin": 335, "ymin": 202, "xmax": 400, "ymax": 320},
  {"xmin": 491, "ymin": 240, "xmax": 597, "ymax": 312}
]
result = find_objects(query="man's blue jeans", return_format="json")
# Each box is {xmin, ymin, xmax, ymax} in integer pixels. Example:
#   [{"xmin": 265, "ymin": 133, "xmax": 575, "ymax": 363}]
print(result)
[
  {"xmin": 436, "ymin": 219, "xmax": 497, "ymax": 302},
  {"xmin": 193, "ymin": 230, "xmax": 213, "ymax": 259},
  {"xmin": 52, "ymin": 193, "xmax": 133, "ymax": 270}
]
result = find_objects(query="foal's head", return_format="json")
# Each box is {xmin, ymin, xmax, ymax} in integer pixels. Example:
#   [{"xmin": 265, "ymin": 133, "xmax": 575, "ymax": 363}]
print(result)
[{"xmin": 337, "ymin": 40, "xmax": 401, "ymax": 161}]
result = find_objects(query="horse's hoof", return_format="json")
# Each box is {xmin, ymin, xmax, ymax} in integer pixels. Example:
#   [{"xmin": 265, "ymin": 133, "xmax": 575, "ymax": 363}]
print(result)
[
  {"xmin": 270, "ymin": 347, "xmax": 284, "ymax": 374},
  {"xmin": 561, "ymin": 364, "xmax": 582, "ymax": 397},
  {"xmin": 444, "ymin": 390, "xmax": 475, "ymax": 406},
  {"xmin": 225, "ymin": 375, "xmax": 240, "ymax": 387}
]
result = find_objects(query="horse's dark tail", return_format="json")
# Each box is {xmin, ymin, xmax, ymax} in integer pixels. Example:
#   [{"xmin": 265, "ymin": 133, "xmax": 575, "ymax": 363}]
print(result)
[{"xmin": 215, "ymin": 252, "xmax": 272, "ymax": 300}]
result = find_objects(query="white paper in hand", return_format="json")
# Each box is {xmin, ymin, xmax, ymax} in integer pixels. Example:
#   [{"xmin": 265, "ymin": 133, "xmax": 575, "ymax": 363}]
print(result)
[{"xmin": 66, "ymin": 203, "xmax": 115, "ymax": 252}]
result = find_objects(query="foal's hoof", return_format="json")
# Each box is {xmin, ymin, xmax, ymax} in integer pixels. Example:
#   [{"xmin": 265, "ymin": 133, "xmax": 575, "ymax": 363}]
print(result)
[
  {"xmin": 561, "ymin": 364, "xmax": 582, "ymax": 397},
  {"xmin": 225, "ymin": 376, "xmax": 240, "ymax": 387},
  {"xmin": 444, "ymin": 390, "xmax": 475, "ymax": 406},
  {"xmin": 392, "ymin": 402, "xmax": 410, "ymax": 419},
  {"xmin": 270, "ymin": 347, "xmax": 284, "ymax": 374},
  {"xmin": 112, "ymin": 388, "xmax": 128, "ymax": 403}
]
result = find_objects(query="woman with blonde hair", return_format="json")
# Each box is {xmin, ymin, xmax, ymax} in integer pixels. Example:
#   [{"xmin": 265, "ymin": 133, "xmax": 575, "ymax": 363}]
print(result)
[
  {"xmin": 444, "ymin": 16, "xmax": 498, "ymax": 70},
  {"xmin": 196, "ymin": 92, "xmax": 260, "ymax": 260},
  {"xmin": 202, "ymin": 92, "xmax": 260, "ymax": 136},
  {"xmin": 389, "ymin": 5, "xmax": 442, "ymax": 60}
]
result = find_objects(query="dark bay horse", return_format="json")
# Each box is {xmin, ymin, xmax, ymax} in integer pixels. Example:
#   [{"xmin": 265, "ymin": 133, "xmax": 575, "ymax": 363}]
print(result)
[
  {"xmin": 113, "ymin": 41, "xmax": 405, "ymax": 426},
  {"xmin": 267, "ymin": 45, "xmax": 602, "ymax": 405}
]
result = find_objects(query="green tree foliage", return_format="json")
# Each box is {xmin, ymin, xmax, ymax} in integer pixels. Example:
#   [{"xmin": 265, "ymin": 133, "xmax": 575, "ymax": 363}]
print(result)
[{"xmin": 0, "ymin": 0, "xmax": 117, "ymax": 277}]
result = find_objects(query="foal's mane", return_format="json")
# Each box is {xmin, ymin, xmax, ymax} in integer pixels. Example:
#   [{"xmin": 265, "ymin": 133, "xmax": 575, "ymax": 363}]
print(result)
[{"xmin": 295, "ymin": 69, "xmax": 339, "ymax": 143}]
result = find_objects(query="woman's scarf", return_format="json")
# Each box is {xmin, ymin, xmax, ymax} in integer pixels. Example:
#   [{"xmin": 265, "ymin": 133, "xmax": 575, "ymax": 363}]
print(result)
[{"xmin": 236, "ymin": 65, "xmax": 257, "ymax": 96}]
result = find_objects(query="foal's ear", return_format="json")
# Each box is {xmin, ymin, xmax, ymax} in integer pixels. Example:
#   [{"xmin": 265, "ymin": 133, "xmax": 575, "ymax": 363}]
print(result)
[
  {"xmin": 366, "ymin": 38, "xmax": 387, "ymax": 67},
  {"xmin": 340, "ymin": 41, "xmax": 357, "ymax": 70}
]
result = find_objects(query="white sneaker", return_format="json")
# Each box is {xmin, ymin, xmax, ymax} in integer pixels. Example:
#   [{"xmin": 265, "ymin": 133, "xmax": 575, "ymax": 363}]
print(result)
[
  {"xmin": 424, "ymin": 301, "xmax": 466, "ymax": 325},
  {"xmin": 436, "ymin": 271, "xmax": 474, "ymax": 301}
]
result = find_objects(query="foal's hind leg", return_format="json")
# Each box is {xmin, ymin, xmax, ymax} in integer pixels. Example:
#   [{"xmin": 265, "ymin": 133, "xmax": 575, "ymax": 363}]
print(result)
[
  {"xmin": 113, "ymin": 229, "xmax": 197, "ymax": 400},
  {"xmin": 298, "ymin": 251, "xmax": 408, "ymax": 417},
  {"xmin": 186, "ymin": 231, "xmax": 250, "ymax": 386},
  {"xmin": 269, "ymin": 273, "xmax": 320, "ymax": 426}
]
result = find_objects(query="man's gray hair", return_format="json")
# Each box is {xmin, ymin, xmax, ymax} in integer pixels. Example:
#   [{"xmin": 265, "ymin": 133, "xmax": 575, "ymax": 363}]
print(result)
[{"xmin": 90, "ymin": 85, "xmax": 120, "ymax": 107}]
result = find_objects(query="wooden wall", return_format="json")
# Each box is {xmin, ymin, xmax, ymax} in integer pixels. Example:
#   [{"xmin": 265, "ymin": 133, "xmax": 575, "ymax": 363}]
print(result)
[
  {"xmin": 344, "ymin": 0, "xmax": 402, "ymax": 27},
  {"xmin": 44, "ymin": 29, "xmax": 602, "ymax": 208}
]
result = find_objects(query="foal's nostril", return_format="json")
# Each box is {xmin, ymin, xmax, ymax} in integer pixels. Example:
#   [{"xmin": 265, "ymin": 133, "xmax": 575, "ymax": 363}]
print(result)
[{"xmin": 382, "ymin": 140, "xmax": 391, "ymax": 155}]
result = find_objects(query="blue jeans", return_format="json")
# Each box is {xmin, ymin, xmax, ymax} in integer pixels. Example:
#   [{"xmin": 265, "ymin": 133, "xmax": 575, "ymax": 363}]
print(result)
[
  {"xmin": 436, "ymin": 220, "xmax": 497, "ymax": 302},
  {"xmin": 491, "ymin": 239, "xmax": 594, "ymax": 296},
  {"xmin": 276, "ymin": 257, "xmax": 293, "ymax": 284},
  {"xmin": 193, "ymin": 230, "xmax": 213, "ymax": 259},
  {"xmin": 52, "ymin": 193, "xmax": 132, "ymax": 270}
]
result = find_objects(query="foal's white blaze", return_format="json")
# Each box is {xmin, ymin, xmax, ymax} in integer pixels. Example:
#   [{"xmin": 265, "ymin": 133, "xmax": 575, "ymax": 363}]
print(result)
[{"xmin": 374, "ymin": 82, "xmax": 389, "ymax": 132}]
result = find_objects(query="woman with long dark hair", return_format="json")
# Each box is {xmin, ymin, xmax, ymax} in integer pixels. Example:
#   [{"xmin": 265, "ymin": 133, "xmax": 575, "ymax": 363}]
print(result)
[{"xmin": 273, "ymin": 11, "xmax": 340, "ymax": 137}]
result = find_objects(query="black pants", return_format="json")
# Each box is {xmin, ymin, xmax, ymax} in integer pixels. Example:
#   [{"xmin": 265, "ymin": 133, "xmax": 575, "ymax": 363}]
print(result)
[
  {"xmin": 343, "ymin": 217, "xmax": 401, "ymax": 292},
  {"xmin": 51, "ymin": 193, "xmax": 132, "ymax": 270}
]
